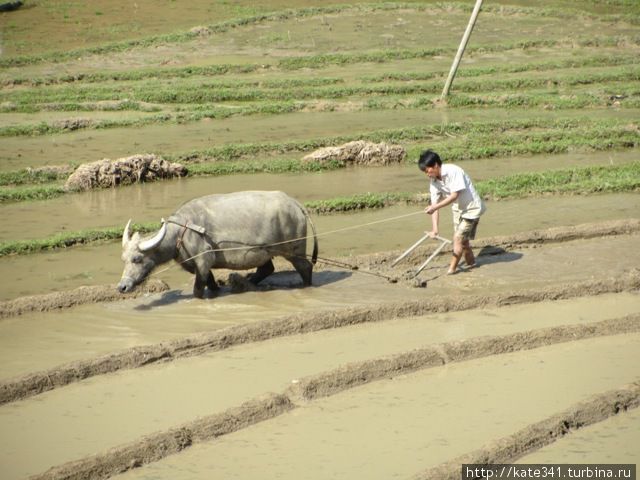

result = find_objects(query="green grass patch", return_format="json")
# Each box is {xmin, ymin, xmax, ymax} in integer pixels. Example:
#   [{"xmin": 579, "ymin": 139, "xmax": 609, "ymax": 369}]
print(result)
[
  {"xmin": 305, "ymin": 192, "xmax": 414, "ymax": 213},
  {"xmin": 5, "ymin": 68, "xmax": 637, "ymax": 106},
  {"xmin": 0, "ymin": 222, "xmax": 160, "ymax": 257},
  {"xmin": 478, "ymin": 161, "xmax": 640, "ymax": 199},
  {"xmin": 0, "ymin": 185, "xmax": 67, "ymax": 203},
  {"xmin": 0, "ymin": 169, "xmax": 69, "ymax": 186}
]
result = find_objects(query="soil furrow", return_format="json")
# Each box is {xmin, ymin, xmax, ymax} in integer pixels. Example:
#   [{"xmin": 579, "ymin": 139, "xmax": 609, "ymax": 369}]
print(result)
[
  {"xmin": 287, "ymin": 314, "xmax": 640, "ymax": 401},
  {"xmin": 1, "ymin": 272, "xmax": 638, "ymax": 406},
  {"xmin": 414, "ymin": 382, "xmax": 640, "ymax": 480},
  {"xmin": 0, "ymin": 280, "xmax": 169, "ymax": 320},
  {"xmin": 29, "ymin": 393, "xmax": 294, "ymax": 480},
  {"xmin": 25, "ymin": 316, "xmax": 639, "ymax": 480}
]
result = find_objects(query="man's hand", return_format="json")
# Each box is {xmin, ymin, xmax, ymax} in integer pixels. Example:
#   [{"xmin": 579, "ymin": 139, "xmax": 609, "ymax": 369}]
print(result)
[{"xmin": 425, "ymin": 205, "xmax": 437, "ymax": 215}]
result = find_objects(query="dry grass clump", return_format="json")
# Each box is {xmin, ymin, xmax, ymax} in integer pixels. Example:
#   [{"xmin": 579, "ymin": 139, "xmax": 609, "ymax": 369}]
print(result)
[
  {"xmin": 64, "ymin": 154, "xmax": 187, "ymax": 191},
  {"xmin": 302, "ymin": 140, "xmax": 406, "ymax": 166}
]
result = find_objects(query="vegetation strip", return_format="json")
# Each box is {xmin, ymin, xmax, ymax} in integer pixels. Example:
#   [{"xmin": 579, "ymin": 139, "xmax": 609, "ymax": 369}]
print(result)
[
  {"xmin": 25, "ymin": 316, "xmax": 640, "ymax": 480},
  {"xmin": 6, "ymin": 52, "xmax": 638, "ymax": 89},
  {"xmin": 0, "ymin": 222, "xmax": 160, "ymax": 257},
  {"xmin": 2, "ymin": 90, "xmax": 639, "ymax": 135},
  {"xmin": 1, "ymin": 268, "xmax": 638, "ymax": 406},
  {"xmin": 0, "ymin": 118, "xmax": 634, "ymax": 183},
  {"xmin": 0, "ymin": 119, "xmax": 637, "ymax": 201},
  {"xmin": 414, "ymin": 382, "xmax": 640, "ymax": 480},
  {"xmin": 3, "ymin": 68, "xmax": 638, "ymax": 111}
]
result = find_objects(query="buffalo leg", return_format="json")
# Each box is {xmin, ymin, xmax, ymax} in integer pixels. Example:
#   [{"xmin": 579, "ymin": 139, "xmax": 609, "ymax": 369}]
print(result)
[
  {"xmin": 206, "ymin": 271, "xmax": 219, "ymax": 293},
  {"xmin": 249, "ymin": 259, "xmax": 275, "ymax": 285},
  {"xmin": 288, "ymin": 257, "xmax": 313, "ymax": 286},
  {"xmin": 193, "ymin": 275, "xmax": 206, "ymax": 299}
]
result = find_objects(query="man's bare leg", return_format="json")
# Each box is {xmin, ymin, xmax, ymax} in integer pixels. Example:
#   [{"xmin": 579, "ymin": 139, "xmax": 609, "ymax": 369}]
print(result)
[
  {"xmin": 448, "ymin": 235, "xmax": 464, "ymax": 274},
  {"xmin": 462, "ymin": 239, "xmax": 476, "ymax": 268}
]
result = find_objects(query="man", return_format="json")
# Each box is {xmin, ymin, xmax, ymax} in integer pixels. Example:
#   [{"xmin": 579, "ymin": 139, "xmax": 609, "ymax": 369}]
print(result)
[{"xmin": 418, "ymin": 149, "xmax": 486, "ymax": 275}]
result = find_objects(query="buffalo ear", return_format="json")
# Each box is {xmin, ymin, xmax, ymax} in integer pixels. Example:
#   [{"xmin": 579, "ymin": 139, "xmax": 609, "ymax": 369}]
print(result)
[
  {"xmin": 139, "ymin": 219, "xmax": 167, "ymax": 252},
  {"xmin": 122, "ymin": 219, "xmax": 132, "ymax": 247}
]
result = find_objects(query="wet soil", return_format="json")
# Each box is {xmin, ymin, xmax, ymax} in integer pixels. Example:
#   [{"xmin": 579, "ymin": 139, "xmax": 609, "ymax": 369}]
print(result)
[
  {"xmin": 517, "ymin": 407, "xmax": 640, "ymax": 464},
  {"xmin": 0, "ymin": 219, "xmax": 638, "ymax": 377},
  {"xmin": 0, "ymin": 221, "xmax": 639, "ymax": 480},
  {"xmin": 4, "ymin": 321, "xmax": 638, "ymax": 480},
  {"xmin": 90, "ymin": 338, "xmax": 640, "ymax": 480},
  {"xmin": 2, "ymin": 2, "xmax": 639, "ymax": 478},
  {"xmin": 1, "ymin": 194, "xmax": 639, "ymax": 302}
]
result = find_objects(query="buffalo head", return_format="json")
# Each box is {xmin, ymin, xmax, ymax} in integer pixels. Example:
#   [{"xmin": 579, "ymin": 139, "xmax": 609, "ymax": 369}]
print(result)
[{"xmin": 117, "ymin": 219, "xmax": 168, "ymax": 293}]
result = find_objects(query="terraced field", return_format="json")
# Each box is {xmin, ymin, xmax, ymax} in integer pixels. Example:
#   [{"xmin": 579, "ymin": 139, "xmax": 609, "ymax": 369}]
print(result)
[{"xmin": 0, "ymin": 1, "xmax": 639, "ymax": 479}]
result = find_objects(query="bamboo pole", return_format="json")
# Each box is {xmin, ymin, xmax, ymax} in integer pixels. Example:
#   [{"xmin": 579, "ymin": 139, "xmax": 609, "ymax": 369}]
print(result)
[{"xmin": 441, "ymin": 0, "xmax": 484, "ymax": 100}]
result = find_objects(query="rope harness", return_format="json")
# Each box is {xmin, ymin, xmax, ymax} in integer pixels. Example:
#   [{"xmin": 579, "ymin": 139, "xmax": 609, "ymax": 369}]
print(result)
[{"xmin": 150, "ymin": 210, "xmax": 425, "ymax": 281}]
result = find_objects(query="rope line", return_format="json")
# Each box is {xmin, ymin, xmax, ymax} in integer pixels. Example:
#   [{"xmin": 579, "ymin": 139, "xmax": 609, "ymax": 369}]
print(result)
[{"xmin": 150, "ymin": 209, "xmax": 425, "ymax": 278}]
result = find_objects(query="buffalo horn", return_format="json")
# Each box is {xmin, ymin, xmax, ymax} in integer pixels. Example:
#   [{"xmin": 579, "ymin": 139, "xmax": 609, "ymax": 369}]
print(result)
[
  {"xmin": 122, "ymin": 219, "xmax": 132, "ymax": 247},
  {"xmin": 139, "ymin": 218, "xmax": 167, "ymax": 252}
]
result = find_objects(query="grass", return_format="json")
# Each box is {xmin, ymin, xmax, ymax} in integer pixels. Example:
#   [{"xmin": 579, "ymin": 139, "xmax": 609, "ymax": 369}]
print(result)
[
  {"xmin": 1, "ymin": 162, "xmax": 638, "ymax": 257},
  {"xmin": 477, "ymin": 162, "xmax": 640, "ymax": 199},
  {"xmin": 5, "ymin": 2, "xmax": 635, "ymax": 65},
  {"xmin": 4, "ymin": 67, "xmax": 637, "ymax": 107},
  {"xmin": 0, "ymin": 185, "xmax": 67, "ymax": 203},
  {"xmin": 1, "ymin": 118, "xmax": 637, "ymax": 196},
  {"xmin": 0, "ymin": 223, "xmax": 160, "ymax": 257}
]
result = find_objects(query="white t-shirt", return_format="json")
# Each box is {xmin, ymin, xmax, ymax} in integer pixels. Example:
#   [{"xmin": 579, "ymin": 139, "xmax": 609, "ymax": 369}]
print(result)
[{"xmin": 429, "ymin": 164, "xmax": 485, "ymax": 219}]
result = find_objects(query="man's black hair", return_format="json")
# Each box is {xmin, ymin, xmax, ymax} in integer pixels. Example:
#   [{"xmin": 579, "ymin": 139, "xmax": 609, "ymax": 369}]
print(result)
[{"xmin": 418, "ymin": 150, "xmax": 442, "ymax": 171}]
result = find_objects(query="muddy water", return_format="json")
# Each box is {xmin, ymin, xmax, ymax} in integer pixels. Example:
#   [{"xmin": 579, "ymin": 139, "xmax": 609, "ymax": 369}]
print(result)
[
  {"xmin": 1, "ymin": 149, "xmax": 638, "ymax": 243},
  {"xmin": 111, "ymin": 335, "xmax": 640, "ymax": 480},
  {"xmin": 518, "ymin": 407, "xmax": 640, "ymax": 463},
  {"xmin": 6, "ymin": 195, "xmax": 640, "ymax": 302},
  {"xmin": 3, "ymin": 232, "xmax": 639, "ymax": 379},
  {"xmin": 0, "ymin": 302, "xmax": 638, "ymax": 479},
  {"xmin": 0, "ymin": 193, "xmax": 638, "ymax": 301},
  {"xmin": 2, "ymin": 108, "xmax": 637, "ymax": 171}
]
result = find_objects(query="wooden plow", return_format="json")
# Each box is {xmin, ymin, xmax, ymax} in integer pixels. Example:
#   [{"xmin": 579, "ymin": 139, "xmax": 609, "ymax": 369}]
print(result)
[{"xmin": 391, "ymin": 234, "xmax": 452, "ymax": 277}]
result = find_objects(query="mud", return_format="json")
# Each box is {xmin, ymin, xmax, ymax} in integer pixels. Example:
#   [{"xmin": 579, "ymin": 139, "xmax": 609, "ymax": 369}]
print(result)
[
  {"xmin": 287, "ymin": 314, "xmax": 640, "ymax": 402},
  {"xmin": 518, "ymin": 406, "xmax": 640, "ymax": 463},
  {"xmin": 1, "ymin": 269, "xmax": 637, "ymax": 406},
  {"xmin": 415, "ymin": 383, "xmax": 640, "ymax": 480},
  {"xmin": 0, "ymin": 279, "xmax": 168, "ymax": 320},
  {"xmin": 352, "ymin": 218, "xmax": 640, "ymax": 284},
  {"xmin": 29, "ymin": 394, "xmax": 294, "ymax": 480},
  {"xmin": 21, "ymin": 319, "xmax": 640, "ymax": 480},
  {"xmin": 1, "ymin": 219, "xmax": 637, "ymax": 318}
]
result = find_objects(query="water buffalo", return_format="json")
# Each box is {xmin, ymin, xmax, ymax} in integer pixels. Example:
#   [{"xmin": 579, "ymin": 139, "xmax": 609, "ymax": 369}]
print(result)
[{"xmin": 118, "ymin": 191, "xmax": 318, "ymax": 298}]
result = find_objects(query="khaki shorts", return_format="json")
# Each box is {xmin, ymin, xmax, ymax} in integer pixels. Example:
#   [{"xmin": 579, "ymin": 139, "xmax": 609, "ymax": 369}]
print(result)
[{"xmin": 453, "ymin": 210, "xmax": 480, "ymax": 241}]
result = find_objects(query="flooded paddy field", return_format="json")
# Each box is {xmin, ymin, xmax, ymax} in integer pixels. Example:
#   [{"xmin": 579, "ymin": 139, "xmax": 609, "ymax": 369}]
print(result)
[{"xmin": 1, "ymin": 1, "xmax": 639, "ymax": 479}]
